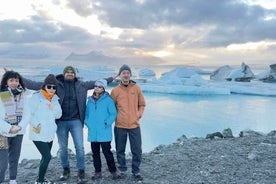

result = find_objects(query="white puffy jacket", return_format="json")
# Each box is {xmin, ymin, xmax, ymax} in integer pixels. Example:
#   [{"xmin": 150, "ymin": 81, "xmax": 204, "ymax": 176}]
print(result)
[{"xmin": 29, "ymin": 91, "xmax": 62, "ymax": 142}]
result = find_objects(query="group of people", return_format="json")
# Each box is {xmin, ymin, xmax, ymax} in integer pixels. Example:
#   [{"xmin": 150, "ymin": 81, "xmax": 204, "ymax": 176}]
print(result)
[{"xmin": 0, "ymin": 64, "xmax": 146, "ymax": 184}]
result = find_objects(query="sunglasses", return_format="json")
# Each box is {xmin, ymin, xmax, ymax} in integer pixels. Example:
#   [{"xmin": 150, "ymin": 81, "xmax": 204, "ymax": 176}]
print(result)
[
  {"xmin": 46, "ymin": 85, "xmax": 57, "ymax": 90},
  {"xmin": 94, "ymin": 85, "xmax": 104, "ymax": 89}
]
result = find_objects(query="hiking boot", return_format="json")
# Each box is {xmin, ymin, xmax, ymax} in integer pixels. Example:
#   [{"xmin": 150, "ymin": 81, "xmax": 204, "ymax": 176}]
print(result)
[
  {"xmin": 59, "ymin": 167, "xmax": 70, "ymax": 181},
  {"xmin": 118, "ymin": 172, "xmax": 127, "ymax": 179},
  {"xmin": 133, "ymin": 173, "xmax": 143, "ymax": 181},
  {"xmin": 91, "ymin": 172, "xmax": 102, "ymax": 180},
  {"xmin": 77, "ymin": 170, "xmax": 86, "ymax": 184},
  {"xmin": 111, "ymin": 172, "xmax": 123, "ymax": 180}
]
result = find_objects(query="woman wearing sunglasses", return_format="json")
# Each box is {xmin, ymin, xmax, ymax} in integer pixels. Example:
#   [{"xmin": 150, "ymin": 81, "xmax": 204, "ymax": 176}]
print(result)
[
  {"xmin": 29, "ymin": 74, "xmax": 62, "ymax": 184},
  {"xmin": 84, "ymin": 79, "xmax": 121, "ymax": 180}
]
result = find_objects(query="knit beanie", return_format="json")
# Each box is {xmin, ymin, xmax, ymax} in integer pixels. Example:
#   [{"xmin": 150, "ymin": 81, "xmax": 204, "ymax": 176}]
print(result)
[
  {"xmin": 63, "ymin": 66, "xmax": 76, "ymax": 75},
  {"xmin": 42, "ymin": 74, "xmax": 58, "ymax": 88},
  {"xmin": 95, "ymin": 79, "xmax": 107, "ymax": 89},
  {"xmin": 119, "ymin": 64, "xmax": 132, "ymax": 75}
]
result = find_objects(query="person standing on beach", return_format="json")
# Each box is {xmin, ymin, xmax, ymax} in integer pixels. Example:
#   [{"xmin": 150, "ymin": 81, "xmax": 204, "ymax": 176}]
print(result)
[
  {"xmin": 29, "ymin": 74, "xmax": 62, "ymax": 184},
  {"xmin": 0, "ymin": 71, "xmax": 30, "ymax": 184},
  {"xmin": 84, "ymin": 79, "xmax": 121, "ymax": 180},
  {"xmin": 111, "ymin": 64, "xmax": 146, "ymax": 181},
  {"xmin": 22, "ymin": 66, "xmax": 117, "ymax": 183}
]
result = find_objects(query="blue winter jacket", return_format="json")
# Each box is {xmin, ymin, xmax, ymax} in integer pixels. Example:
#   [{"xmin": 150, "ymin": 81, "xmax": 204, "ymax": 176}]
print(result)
[{"xmin": 84, "ymin": 92, "xmax": 117, "ymax": 142}]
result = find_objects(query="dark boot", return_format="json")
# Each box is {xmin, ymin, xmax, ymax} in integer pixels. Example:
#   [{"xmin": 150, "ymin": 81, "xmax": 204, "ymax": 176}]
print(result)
[
  {"xmin": 91, "ymin": 172, "xmax": 102, "ymax": 180},
  {"xmin": 111, "ymin": 172, "xmax": 124, "ymax": 180},
  {"xmin": 59, "ymin": 167, "xmax": 70, "ymax": 181},
  {"xmin": 133, "ymin": 173, "xmax": 143, "ymax": 181},
  {"xmin": 77, "ymin": 170, "xmax": 86, "ymax": 184}
]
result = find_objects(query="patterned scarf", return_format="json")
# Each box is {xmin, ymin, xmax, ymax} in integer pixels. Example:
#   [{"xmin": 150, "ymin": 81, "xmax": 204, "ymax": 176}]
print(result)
[{"xmin": 0, "ymin": 90, "xmax": 24, "ymax": 125}]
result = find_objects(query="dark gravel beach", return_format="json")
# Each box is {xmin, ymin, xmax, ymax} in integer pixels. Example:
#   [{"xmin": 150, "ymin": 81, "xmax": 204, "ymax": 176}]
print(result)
[{"xmin": 9, "ymin": 130, "xmax": 276, "ymax": 184}]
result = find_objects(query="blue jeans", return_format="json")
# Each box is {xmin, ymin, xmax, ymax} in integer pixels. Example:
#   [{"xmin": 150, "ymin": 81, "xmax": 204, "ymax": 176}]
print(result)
[{"xmin": 56, "ymin": 119, "xmax": 85, "ymax": 170}]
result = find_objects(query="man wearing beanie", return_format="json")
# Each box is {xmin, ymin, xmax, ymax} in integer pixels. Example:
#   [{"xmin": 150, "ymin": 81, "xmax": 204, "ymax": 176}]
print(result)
[
  {"xmin": 118, "ymin": 64, "xmax": 132, "ymax": 76},
  {"xmin": 111, "ymin": 64, "xmax": 146, "ymax": 181},
  {"xmin": 63, "ymin": 66, "xmax": 76, "ymax": 76},
  {"xmin": 22, "ymin": 66, "xmax": 118, "ymax": 184}
]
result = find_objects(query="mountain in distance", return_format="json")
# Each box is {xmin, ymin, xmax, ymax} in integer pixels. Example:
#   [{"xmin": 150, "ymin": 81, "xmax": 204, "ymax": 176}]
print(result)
[
  {"xmin": 65, "ymin": 51, "xmax": 117, "ymax": 62},
  {"xmin": 64, "ymin": 50, "xmax": 164, "ymax": 65}
]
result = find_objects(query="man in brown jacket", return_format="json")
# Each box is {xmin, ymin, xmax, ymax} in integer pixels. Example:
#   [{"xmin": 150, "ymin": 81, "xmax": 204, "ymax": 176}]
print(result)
[{"xmin": 111, "ymin": 64, "xmax": 146, "ymax": 181}]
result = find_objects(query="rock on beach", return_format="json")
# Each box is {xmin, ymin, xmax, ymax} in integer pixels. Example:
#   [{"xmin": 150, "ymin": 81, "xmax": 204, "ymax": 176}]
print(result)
[{"xmin": 13, "ymin": 130, "xmax": 276, "ymax": 184}]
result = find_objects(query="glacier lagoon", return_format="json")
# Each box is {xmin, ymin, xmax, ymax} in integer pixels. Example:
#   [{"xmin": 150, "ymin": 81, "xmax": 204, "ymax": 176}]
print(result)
[{"xmin": 1, "ymin": 61, "xmax": 275, "ymax": 160}]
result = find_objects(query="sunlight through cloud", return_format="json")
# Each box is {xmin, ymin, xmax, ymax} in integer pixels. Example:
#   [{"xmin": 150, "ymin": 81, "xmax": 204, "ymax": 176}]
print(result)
[{"xmin": 226, "ymin": 41, "xmax": 276, "ymax": 51}]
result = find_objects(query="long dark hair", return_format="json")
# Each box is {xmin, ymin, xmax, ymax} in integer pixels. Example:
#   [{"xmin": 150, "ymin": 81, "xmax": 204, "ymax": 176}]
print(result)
[{"xmin": 0, "ymin": 71, "xmax": 26, "ymax": 91}]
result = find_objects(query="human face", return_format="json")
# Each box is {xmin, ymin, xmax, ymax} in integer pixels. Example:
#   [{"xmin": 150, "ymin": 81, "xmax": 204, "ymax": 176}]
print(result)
[
  {"xmin": 64, "ymin": 70, "xmax": 75, "ymax": 80},
  {"xmin": 94, "ymin": 85, "xmax": 104, "ymax": 94},
  {"xmin": 120, "ymin": 70, "xmax": 131, "ymax": 84},
  {"xmin": 45, "ymin": 85, "xmax": 57, "ymax": 95},
  {"xmin": 7, "ymin": 78, "xmax": 20, "ymax": 90}
]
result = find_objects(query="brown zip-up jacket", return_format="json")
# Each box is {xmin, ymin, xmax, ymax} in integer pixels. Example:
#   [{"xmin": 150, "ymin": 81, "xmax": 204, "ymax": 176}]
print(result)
[{"xmin": 111, "ymin": 81, "xmax": 146, "ymax": 129}]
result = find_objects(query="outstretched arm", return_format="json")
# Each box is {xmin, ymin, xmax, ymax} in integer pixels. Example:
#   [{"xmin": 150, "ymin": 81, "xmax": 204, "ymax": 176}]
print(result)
[
  {"xmin": 105, "ymin": 74, "xmax": 118, "ymax": 84},
  {"xmin": 83, "ymin": 74, "xmax": 118, "ymax": 90},
  {"xmin": 23, "ymin": 77, "xmax": 42, "ymax": 90},
  {"xmin": 4, "ymin": 67, "xmax": 42, "ymax": 90},
  {"xmin": 112, "ymin": 74, "xmax": 119, "ymax": 80}
]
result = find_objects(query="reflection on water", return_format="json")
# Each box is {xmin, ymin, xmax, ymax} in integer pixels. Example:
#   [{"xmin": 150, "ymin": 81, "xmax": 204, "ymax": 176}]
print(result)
[{"xmin": 142, "ymin": 93, "xmax": 276, "ymax": 150}]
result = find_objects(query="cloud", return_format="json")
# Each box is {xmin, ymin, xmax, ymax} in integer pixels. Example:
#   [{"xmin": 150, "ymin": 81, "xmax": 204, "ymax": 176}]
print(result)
[
  {"xmin": 90, "ymin": 0, "xmax": 276, "ymax": 47},
  {"xmin": 66, "ymin": 0, "xmax": 93, "ymax": 17},
  {"xmin": 0, "ymin": 0, "xmax": 276, "ymax": 65},
  {"xmin": 0, "ymin": 16, "xmax": 94, "ymax": 43}
]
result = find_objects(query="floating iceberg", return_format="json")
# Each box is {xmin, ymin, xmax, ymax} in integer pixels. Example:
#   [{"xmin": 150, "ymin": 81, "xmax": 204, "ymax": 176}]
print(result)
[
  {"xmin": 210, "ymin": 62, "xmax": 254, "ymax": 82},
  {"xmin": 139, "ymin": 68, "xmax": 156, "ymax": 77},
  {"xmin": 138, "ymin": 66, "xmax": 276, "ymax": 96}
]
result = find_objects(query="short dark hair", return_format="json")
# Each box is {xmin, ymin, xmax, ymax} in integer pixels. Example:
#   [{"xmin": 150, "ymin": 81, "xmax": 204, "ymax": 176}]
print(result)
[{"xmin": 0, "ymin": 71, "xmax": 25, "ymax": 91}]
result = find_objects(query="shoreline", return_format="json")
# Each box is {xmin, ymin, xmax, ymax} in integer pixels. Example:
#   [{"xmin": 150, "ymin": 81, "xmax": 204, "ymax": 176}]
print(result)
[{"xmin": 8, "ymin": 129, "xmax": 276, "ymax": 184}]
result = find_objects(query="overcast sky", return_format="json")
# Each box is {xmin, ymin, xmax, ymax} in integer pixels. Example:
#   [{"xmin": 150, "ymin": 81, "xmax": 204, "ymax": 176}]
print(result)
[{"xmin": 0, "ymin": 0, "xmax": 276, "ymax": 66}]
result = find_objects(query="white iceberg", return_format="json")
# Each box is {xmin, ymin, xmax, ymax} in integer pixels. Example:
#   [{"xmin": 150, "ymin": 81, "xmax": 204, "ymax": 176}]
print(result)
[
  {"xmin": 210, "ymin": 62, "xmax": 254, "ymax": 82},
  {"xmin": 138, "ymin": 66, "xmax": 276, "ymax": 96},
  {"xmin": 139, "ymin": 68, "xmax": 156, "ymax": 77}
]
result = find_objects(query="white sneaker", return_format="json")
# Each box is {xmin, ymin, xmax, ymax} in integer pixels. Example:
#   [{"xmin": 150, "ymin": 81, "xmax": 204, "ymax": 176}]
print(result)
[
  {"xmin": 10, "ymin": 180, "xmax": 17, "ymax": 184},
  {"xmin": 35, "ymin": 178, "xmax": 55, "ymax": 184}
]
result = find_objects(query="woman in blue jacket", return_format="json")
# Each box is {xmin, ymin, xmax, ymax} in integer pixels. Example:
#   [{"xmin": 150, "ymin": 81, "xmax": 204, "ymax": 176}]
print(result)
[{"xmin": 84, "ymin": 79, "xmax": 121, "ymax": 180}]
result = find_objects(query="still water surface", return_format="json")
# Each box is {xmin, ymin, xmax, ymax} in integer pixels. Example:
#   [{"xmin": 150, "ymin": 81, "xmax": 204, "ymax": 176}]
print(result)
[
  {"xmin": 2, "ymin": 61, "xmax": 274, "ymax": 160},
  {"xmin": 21, "ymin": 92, "xmax": 276, "ymax": 160}
]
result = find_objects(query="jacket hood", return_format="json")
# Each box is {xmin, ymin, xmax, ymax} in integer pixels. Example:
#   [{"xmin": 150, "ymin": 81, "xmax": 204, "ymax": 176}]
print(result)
[{"xmin": 88, "ymin": 91, "xmax": 110, "ymax": 103}]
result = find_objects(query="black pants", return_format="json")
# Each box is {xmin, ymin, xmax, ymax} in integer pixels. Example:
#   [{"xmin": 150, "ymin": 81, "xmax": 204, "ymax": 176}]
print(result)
[
  {"xmin": 33, "ymin": 141, "xmax": 53, "ymax": 182},
  {"xmin": 91, "ymin": 142, "xmax": 117, "ymax": 173}
]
